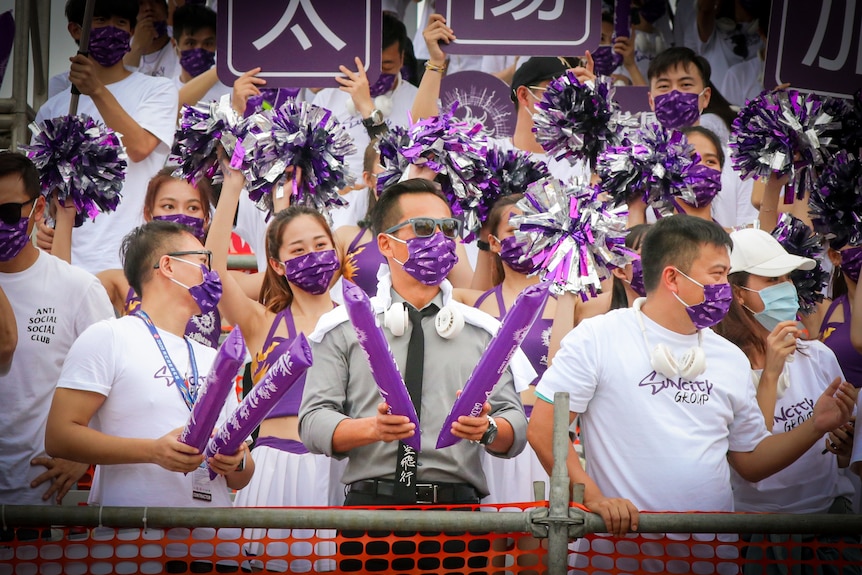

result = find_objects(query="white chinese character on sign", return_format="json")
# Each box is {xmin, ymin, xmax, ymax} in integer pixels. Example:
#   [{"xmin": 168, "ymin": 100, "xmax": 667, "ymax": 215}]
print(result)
[
  {"xmin": 801, "ymin": 1, "xmax": 860, "ymax": 73},
  {"xmin": 253, "ymin": 0, "xmax": 347, "ymax": 52},
  {"xmin": 474, "ymin": 0, "xmax": 565, "ymax": 21}
]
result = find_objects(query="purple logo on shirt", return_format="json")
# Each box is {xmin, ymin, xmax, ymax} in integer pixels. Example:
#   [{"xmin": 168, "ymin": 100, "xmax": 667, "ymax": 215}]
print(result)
[
  {"xmin": 774, "ymin": 397, "xmax": 814, "ymax": 432},
  {"xmin": 638, "ymin": 371, "xmax": 714, "ymax": 405}
]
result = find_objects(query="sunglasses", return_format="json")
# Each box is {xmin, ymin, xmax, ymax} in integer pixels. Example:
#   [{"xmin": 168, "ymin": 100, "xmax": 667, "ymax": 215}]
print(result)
[
  {"xmin": 0, "ymin": 199, "xmax": 35, "ymax": 225},
  {"xmin": 153, "ymin": 250, "xmax": 213, "ymax": 271},
  {"xmin": 384, "ymin": 217, "xmax": 462, "ymax": 240}
]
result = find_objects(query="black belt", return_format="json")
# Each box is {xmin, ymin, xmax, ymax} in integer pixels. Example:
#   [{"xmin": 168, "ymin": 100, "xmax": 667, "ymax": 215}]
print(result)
[{"xmin": 349, "ymin": 478, "xmax": 479, "ymax": 504}]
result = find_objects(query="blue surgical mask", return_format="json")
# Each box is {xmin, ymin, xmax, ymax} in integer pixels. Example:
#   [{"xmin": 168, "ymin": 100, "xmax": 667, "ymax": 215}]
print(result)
[{"xmin": 742, "ymin": 281, "xmax": 800, "ymax": 332}]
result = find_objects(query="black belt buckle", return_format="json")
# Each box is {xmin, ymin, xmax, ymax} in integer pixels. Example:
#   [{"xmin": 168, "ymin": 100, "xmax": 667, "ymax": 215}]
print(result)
[{"xmin": 415, "ymin": 483, "xmax": 438, "ymax": 504}]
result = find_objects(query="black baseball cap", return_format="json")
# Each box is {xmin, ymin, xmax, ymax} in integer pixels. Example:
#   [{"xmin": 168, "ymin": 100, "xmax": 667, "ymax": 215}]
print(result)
[{"xmin": 510, "ymin": 57, "xmax": 575, "ymax": 102}]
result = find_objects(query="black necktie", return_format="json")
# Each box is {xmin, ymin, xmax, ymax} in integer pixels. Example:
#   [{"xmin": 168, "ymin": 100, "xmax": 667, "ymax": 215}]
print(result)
[{"xmin": 393, "ymin": 303, "xmax": 438, "ymax": 503}]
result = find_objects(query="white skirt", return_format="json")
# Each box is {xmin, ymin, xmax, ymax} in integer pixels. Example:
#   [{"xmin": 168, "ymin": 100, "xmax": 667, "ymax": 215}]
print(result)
[{"xmin": 232, "ymin": 444, "xmax": 345, "ymax": 573}]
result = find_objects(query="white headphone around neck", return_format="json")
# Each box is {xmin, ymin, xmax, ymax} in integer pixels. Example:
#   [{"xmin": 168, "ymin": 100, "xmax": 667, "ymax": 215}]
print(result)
[
  {"xmin": 382, "ymin": 302, "xmax": 465, "ymax": 339},
  {"xmin": 634, "ymin": 299, "xmax": 706, "ymax": 380}
]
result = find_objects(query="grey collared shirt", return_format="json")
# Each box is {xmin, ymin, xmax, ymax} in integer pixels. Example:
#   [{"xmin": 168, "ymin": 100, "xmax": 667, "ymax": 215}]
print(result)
[{"xmin": 298, "ymin": 289, "xmax": 527, "ymax": 496}]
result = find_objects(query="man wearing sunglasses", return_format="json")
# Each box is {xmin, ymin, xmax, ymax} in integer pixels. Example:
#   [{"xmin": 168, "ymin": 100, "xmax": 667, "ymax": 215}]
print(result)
[
  {"xmin": 46, "ymin": 219, "xmax": 252, "ymax": 509},
  {"xmin": 0, "ymin": 152, "xmax": 114, "ymax": 510},
  {"xmin": 300, "ymin": 178, "xmax": 528, "ymax": 515}
]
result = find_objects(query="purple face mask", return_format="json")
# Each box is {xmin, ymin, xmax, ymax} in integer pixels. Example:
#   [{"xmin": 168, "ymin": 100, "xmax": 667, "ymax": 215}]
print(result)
[
  {"xmin": 0, "ymin": 208, "xmax": 33, "ymax": 262},
  {"xmin": 672, "ymin": 267, "xmax": 732, "ymax": 329},
  {"xmin": 180, "ymin": 48, "xmax": 215, "ymax": 78},
  {"xmin": 389, "ymin": 232, "xmax": 458, "ymax": 286},
  {"xmin": 627, "ymin": 258, "xmax": 646, "ymax": 297},
  {"xmin": 152, "ymin": 213, "xmax": 206, "ymax": 241},
  {"xmin": 653, "ymin": 90, "xmax": 702, "ymax": 130},
  {"xmin": 840, "ymin": 246, "xmax": 862, "ymax": 284},
  {"xmin": 683, "ymin": 164, "xmax": 722, "ymax": 208},
  {"xmin": 88, "ymin": 26, "xmax": 131, "ymax": 68},
  {"xmin": 368, "ymin": 73, "xmax": 397, "ymax": 98},
  {"xmin": 591, "ymin": 45, "xmax": 623, "ymax": 77},
  {"xmin": 284, "ymin": 249, "xmax": 339, "ymax": 295},
  {"xmin": 497, "ymin": 235, "xmax": 535, "ymax": 275},
  {"xmin": 171, "ymin": 261, "xmax": 222, "ymax": 314}
]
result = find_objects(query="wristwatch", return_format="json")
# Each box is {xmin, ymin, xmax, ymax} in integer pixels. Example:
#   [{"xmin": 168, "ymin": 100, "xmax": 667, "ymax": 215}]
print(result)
[
  {"xmin": 479, "ymin": 415, "xmax": 498, "ymax": 445},
  {"xmin": 361, "ymin": 108, "xmax": 384, "ymax": 129}
]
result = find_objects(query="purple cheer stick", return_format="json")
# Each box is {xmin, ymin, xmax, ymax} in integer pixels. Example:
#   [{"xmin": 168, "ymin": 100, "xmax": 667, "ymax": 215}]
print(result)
[
  {"xmin": 178, "ymin": 327, "xmax": 246, "ymax": 453},
  {"xmin": 436, "ymin": 281, "xmax": 551, "ymax": 449},
  {"xmin": 204, "ymin": 333, "xmax": 313, "ymax": 479},
  {"xmin": 342, "ymin": 279, "xmax": 421, "ymax": 451}
]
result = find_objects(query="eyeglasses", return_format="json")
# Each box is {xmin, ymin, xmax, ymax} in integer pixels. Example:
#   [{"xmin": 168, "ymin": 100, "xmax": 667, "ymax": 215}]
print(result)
[
  {"xmin": 153, "ymin": 250, "xmax": 213, "ymax": 271},
  {"xmin": 0, "ymin": 199, "xmax": 35, "ymax": 225},
  {"xmin": 526, "ymin": 85, "xmax": 548, "ymax": 101},
  {"xmin": 384, "ymin": 217, "xmax": 462, "ymax": 239}
]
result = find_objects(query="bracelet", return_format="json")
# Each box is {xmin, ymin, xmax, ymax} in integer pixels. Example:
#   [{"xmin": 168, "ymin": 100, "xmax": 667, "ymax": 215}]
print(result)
[
  {"xmin": 476, "ymin": 240, "xmax": 490, "ymax": 251},
  {"xmin": 424, "ymin": 61, "xmax": 447, "ymax": 74}
]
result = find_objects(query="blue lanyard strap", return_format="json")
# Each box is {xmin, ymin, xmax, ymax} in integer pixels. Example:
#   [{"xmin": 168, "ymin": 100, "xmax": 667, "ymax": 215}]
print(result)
[{"xmin": 134, "ymin": 310, "xmax": 198, "ymax": 410}]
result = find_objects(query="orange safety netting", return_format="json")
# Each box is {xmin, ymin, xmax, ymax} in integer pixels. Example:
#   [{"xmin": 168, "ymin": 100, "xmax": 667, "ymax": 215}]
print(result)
[{"xmin": 1, "ymin": 502, "xmax": 860, "ymax": 574}]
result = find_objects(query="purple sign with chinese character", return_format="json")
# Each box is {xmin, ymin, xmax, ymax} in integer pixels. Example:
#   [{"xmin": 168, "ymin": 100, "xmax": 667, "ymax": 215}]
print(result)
[
  {"xmin": 436, "ymin": 0, "xmax": 601, "ymax": 57},
  {"xmin": 441, "ymin": 71, "xmax": 516, "ymax": 139},
  {"xmin": 764, "ymin": 0, "xmax": 861, "ymax": 99},
  {"xmin": 217, "ymin": 0, "xmax": 382, "ymax": 88}
]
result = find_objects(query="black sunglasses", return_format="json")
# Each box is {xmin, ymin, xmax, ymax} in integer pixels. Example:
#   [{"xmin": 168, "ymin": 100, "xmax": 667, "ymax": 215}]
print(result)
[
  {"xmin": 0, "ymin": 199, "xmax": 36, "ymax": 226},
  {"xmin": 153, "ymin": 250, "xmax": 213, "ymax": 271},
  {"xmin": 730, "ymin": 33, "xmax": 749, "ymax": 59},
  {"xmin": 384, "ymin": 217, "xmax": 462, "ymax": 239}
]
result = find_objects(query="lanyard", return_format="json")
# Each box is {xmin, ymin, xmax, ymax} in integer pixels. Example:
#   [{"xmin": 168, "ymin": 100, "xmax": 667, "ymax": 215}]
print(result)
[{"xmin": 134, "ymin": 310, "xmax": 198, "ymax": 411}]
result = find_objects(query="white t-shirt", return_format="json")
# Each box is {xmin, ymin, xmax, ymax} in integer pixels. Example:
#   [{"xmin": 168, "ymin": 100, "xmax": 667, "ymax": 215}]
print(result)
[
  {"xmin": 694, "ymin": 18, "xmax": 762, "ymax": 86},
  {"xmin": 312, "ymin": 76, "xmax": 419, "ymax": 182},
  {"xmin": 173, "ymin": 73, "xmax": 232, "ymax": 105},
  {"xmin": 135, "ymin": 41, "xmax": 181, "ymax": 79},
  {"xmin": 233, "ymin": 191, "xmax": 270, "ymax": 273},
  {"xmin": 56, "ymin": 315, "xmax": 238, "ymax": 507},
  {"xmin": 329, "ymin": 187, "xmax": 370, "ymax": 231},
  {"xmin": 732, "ymin": 340, "xmax": 855, "ymax": 513},
  {"xmin": 711, "ymin": 142, "xmax": 758, "ymax": 228},
  {"xmin": 0, "ymin": 252, "xmax": 114, "ymax": 505},
  {"xmin": 34, "ymin": 72, "xmax": 178, "ymax": 274},
  {"xmin": 719, "ymin": 55, "xmax": 764, "ymax": 108},
  {"xmin": 535, "ymin": 303, "xmax": 770, "ymax": 512}
]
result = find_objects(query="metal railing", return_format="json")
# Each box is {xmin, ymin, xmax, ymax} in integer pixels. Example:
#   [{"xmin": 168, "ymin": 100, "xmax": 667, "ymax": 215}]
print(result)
[{"xmin": 2, "ymin": 392, "xmax": 861, "ymax": 573}]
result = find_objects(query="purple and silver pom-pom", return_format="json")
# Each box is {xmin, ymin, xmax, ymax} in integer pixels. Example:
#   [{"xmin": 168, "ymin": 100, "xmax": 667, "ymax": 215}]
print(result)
[
  {"xmin": 729, "ymin": 89, "xmax": 843, "ymax": 200},
  {"xmin": 479, "ymin": 146, "xmax": 548, "ymax": 225},
  {"xmin": 510, "ymin": 177, "xmax": 634, "ymax": 297},
  {"xmin": 597, "ymin": 122, "xmax": 698, "ymax": 214},
  {"xmin": 401, "ymin": 103, "xmax": 490, "ymax": 240},
  {"xmin": 823, "ymin": 89, "xmax": 862, "ymax": 155},
  {"xmin": 169, "ymin": 97, "xmax": 241, "ymax": 185},
  {"xmin": 240, "ymin": 99, "xmax": 356, "ymax": 214},
  {"xmin": 771, "ymin": 214, "xmax": 828, "ymax": 315},
  {"xmin": 533, "ymin": 71, "xmax": 621, "ymax": 168},
  {"xmin": 810, "ymin": 150, "xmax": 862, "ymax": 248},
  {"xmin": 23, "ymin": 114, "xmax": 127, "ymax": 227},
  {"xmin": 375, "ymin": 125, "xmax": 412, "ymax": 193}
]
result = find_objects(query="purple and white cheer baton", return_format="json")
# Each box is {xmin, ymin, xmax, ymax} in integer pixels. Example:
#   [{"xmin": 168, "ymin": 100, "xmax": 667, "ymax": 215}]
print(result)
[{"xmin": 436, "ymin": 281, "xmax": 551, "ymax": 449}]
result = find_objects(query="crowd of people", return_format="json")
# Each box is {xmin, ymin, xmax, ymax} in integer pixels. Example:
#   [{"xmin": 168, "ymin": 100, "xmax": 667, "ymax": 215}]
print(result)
[{"xmin": 1, "ymin": 0, "xmax": 861, "ymax": 571}]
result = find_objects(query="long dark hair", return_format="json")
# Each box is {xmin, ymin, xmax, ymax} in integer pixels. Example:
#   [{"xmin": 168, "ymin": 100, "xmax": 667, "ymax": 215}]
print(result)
[
  {"xmin": 258, "ymin": 206, "xmax": 335, "ymax": 313},
  {"xmin": 487, "ymin": 194, "xmax": 524, "ymax": 286},
  {"xmin": 610, "ymin": 224, "xmax": 651, "ymax": 311}
]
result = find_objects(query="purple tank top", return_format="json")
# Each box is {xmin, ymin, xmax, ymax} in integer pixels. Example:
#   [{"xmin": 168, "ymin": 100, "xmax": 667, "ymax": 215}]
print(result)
[
  {"xmin": 251, "ymin": 307, "xmax": 306, "ymax": 419},
  {"xmin": 475, "ymin": 285, "xmax": 552, "ymax": 385},
  {"xmin": 124, "ymin": 287, "xmax": 221, "ymax": 348},
  {"xmin": 343, "ymin": 228, "xmax": 387, "ymax": 297},
  {"xmin": 820, "ymin": 295, "xmax": 862, "ymax": 385}
]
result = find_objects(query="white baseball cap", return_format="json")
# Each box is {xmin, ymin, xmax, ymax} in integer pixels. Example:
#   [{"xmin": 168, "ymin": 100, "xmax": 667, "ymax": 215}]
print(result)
[{"xmin": 729, "ymin": 228, "xmax": 816, "ymax": 276}]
